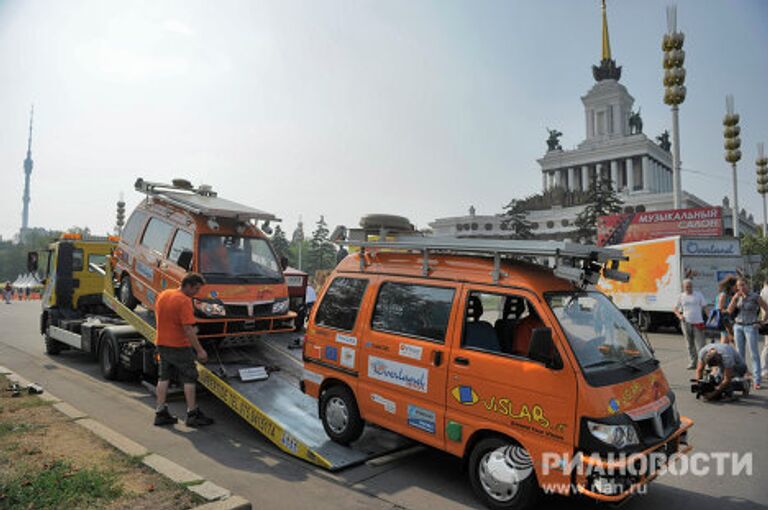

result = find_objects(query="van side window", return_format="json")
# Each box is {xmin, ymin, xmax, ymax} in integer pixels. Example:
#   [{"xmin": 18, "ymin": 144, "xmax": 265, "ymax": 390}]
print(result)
[
  {"xmin": 463, "ymin": 291, "xmax": 544, "ymax": 358},
  {"xmin": 72, "ymin": 249, "xmax": 84, "ymax": 272},
  {"xmin": 141, "ymin": 218, "xmax": 174, "ymax": 255},
  {"xmin": 168, "ymin": 230, "xmax": 193, "ymax": 266},
  {"xmin": 121, "ymin": 211, "xmax": 147, "ymax": 246},
  {"xmin": 315, "ymin": 277, "xmax": 368, "ymax": 331},
  {"xmin": 371, "ymin": 282, "xmax": 455, "ymax": 343}
]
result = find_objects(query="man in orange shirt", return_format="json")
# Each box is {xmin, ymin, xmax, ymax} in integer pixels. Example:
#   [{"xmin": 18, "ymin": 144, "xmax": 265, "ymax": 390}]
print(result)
[{"xmin": 154, "ymin": 273, "xmax": 214, "ymax": 427}]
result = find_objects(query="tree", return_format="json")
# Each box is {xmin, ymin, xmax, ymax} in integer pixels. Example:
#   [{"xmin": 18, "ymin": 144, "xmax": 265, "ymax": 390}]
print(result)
[
  {"xmin": 574, "ymin": 175, "xmax": 624, "ymax": 242},
  {"xmin": 500, "ymin": 199, "xmax": 534, "ymax": 239},
  {"xmin": 270, "ymin": 225, "xmax": 290, "ymax": 260},
  {"xmin": 308, "ymin": 215, "xmax": 337, "ymax": 274},
  {"xmin": 741, "ymin": 232, "xmax": 768, "ymax": 284}
]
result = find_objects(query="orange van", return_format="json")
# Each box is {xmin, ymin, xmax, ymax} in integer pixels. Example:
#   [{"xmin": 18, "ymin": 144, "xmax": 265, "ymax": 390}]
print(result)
[
  {"xmin": 302, "ymin": 236, "xmax": 692, "ymax": 509},
  {"xmin": 114, "ymin": 178, "xmax": 294, "ymax": 340}
]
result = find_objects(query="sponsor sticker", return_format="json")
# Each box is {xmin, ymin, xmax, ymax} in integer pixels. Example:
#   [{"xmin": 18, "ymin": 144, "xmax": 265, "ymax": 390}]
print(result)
[
  {"xmin": 398, "ymin": 343, "xmax": 423, "ymax": 361},
  {"xmin": 324, "ymin": 346, "xmax": 338, "ymax": 362},
  {"xmin": 371, "ymin": 393, "xmax": 396, "ymax": 414},
  {"xmin": 336, "ymin": 334, "xmax": 358, "ymax": 346},
  {"xmin": 407, "ymin": 404, "xmax": 436, "ymax": 434},
  {"xmin": 367, "ymin": 355, "xmax": 428, "ymax": 393},
  {"xmin": 340, "ymin": 347, "xmax": 356, "ymax": 369},
  {"xmin": 281, "ymin": 432, "xmax": 299, "ymax": 453},
  {"xmin": 302, "ymin": 369, "xmax": 323, "ymax": 385}
]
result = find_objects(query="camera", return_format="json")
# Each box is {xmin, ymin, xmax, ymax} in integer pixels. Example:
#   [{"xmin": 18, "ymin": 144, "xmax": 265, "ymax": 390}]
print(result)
[{"xmin": 691, "ymin": 372, "xmax": 750, "ymax": 400}]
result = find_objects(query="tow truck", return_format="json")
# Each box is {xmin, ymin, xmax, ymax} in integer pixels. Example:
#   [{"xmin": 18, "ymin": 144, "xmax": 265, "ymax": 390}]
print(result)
[{"xmin": 29, "ymin": 232, "xmax": 408, "ymax": 471}]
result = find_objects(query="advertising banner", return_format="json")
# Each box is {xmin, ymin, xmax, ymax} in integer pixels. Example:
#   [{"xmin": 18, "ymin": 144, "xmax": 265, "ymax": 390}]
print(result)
[{"xmin": 597, "ymin": 206, "xmax": 722, "ymax": 246}]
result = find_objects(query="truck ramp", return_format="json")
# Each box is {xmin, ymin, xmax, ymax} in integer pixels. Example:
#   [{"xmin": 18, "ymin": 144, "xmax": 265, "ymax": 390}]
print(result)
[{"xmin": 102, "ymin": 287, "xmax": 412, "ymax": 471}]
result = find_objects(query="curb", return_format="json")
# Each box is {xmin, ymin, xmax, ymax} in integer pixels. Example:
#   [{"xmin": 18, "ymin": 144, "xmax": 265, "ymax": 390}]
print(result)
[{"xmin": 0, "ymin": 365, "xmax": 251, "ymax": 510}]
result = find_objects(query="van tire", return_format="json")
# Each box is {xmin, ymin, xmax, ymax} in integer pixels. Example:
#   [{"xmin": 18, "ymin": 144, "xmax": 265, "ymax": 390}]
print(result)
[
  {"xmin": 118, "ymin": 276, "xmax": 139, "ymax": 310},
  {"xmin": 468, "ymin": 436, "xmax": 539, "ymax": 510},
  {"xmin": 319, "ymin": 385, "xmax": 364, "ymax": 445}
]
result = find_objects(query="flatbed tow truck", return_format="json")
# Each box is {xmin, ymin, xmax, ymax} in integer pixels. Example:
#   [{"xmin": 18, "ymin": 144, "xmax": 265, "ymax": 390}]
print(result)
[{"xmin": 32, "ymin": 233, "xmax": 410, "ymax": 471}]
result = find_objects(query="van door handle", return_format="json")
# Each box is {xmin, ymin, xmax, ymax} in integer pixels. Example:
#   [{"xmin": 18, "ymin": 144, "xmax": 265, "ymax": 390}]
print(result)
[
  {"xmin": 453, "ymin": 356, "xmax": 470, "ymax": 366},
  {"xmin": 432, "ymin": 351, "xmax": 443, "ymax": 367}
]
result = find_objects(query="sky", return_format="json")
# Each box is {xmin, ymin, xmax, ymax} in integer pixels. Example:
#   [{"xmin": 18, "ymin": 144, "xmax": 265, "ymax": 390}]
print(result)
[{"xmin": 1, "ymin": 0, "xmax": 767, "ymax": 241}]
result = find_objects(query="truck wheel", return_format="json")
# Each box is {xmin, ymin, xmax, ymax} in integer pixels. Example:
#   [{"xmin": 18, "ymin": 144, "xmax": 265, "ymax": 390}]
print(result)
[
  {"xmin": 468, "ymin": 437, "xmax": 539, "ymax": 510},
  {"xmin": 118, "ymin": 276, "xmax": 139, "ymax": 310},
  {"xmin": 320, "ymin": 385, "xmax": 364, "ymax": 445},
  {"xmin": 43, "ymin": 316, "xmax": 63, "ymax": 355},
  {"xmin": 99, "ymin": 333, "xmax": 127, "ymax": 381}
]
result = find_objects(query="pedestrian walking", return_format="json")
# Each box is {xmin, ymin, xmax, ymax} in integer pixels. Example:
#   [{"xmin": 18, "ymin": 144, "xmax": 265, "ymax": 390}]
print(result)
[
  {"xmin": 759, "ymin": 279, "xmax": 768, "ymax": 383},
  {"xmin": 716, "ymin": 275, "xmax": 737, "ymax": 343},
  {"xmin": 727, "ymin": 277, "xmax": 768, "ymax": 390},
  {"xmin": 3, "ymin": 282, "xmax": 11, "ymax": 304},
  {"xmin": 153, "ymin": 273, "xmax": 214, "ymax": 427},
  {"xmin": 674, "ymin": 279, "xmax": 709, "ymax": 369}
]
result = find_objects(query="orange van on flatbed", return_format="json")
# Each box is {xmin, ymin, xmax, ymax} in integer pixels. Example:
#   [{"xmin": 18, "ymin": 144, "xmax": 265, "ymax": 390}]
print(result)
[
  {"xmin": 115, "ymin": 179, "xmax": 294, "ymax": 340},
  {"xmin": 301, "ymin": 235, "xmax": 692, "ymax": 509}
]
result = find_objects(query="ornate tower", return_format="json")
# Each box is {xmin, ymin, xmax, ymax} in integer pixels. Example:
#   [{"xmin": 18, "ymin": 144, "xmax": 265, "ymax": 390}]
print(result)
[{"xmin": 21, "ymin": 105, "xmax": 34, "ymax": 243}]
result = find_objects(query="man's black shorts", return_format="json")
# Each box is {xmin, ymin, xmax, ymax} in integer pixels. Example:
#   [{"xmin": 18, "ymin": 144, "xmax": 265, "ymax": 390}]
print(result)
[{"xmin": 157, "ymin": 346, "xmax": 198, "ymax": 384}]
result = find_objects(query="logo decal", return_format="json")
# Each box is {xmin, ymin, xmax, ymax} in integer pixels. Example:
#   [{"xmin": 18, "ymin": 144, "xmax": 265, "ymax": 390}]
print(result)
[
  {"xmin": 398, "ymin": 343, "xmax": 423, "ymax": 361},
  {"xmin": 608, "ymin": 398, "xmax": 621, "ymax": 415},
  {"xmin": 368, "ymin": 356, "xmax": 428, "ymax": 393},
  {"xmin": 407, "ymin": 405, "xmax": 436, "ymax": 434},
  {"xmin": 336, "ymin": 334, "xmax": 358, "ymax": 346},
  {"xmin": 324, "ymin": 346, "xmax": 338, "ymax": 362},
  {"xmin": 371, "ymin": 393, "xmax": 396, "ymax": 414},
  {"xmin": 340, "ymin": 347, "xmax": 355, "ymax": 369},
  {"xmin": 451, "ymin": 385, "xmax": 480, "ymax": 405}
]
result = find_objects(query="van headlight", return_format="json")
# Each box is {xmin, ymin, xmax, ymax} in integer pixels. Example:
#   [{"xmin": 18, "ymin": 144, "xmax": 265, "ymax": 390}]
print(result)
[
  {"xmin": 272, "ymin": 298, "xmax": 289, "ymax": 315},
  {"xmin": 193, "ymin": 299, "xmax": 226, "ymax": 317},
  {"xmin": 587, "ymin": 421, "xmax": 639, "ymax": 449}
]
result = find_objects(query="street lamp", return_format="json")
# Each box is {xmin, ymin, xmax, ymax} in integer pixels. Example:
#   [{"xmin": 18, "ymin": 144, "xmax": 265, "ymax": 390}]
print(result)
[
  {"xmin": 757, "ymin": 142, "xmax": 768, "ymax": 236},
  {"xmin": 723, "ymin": 94, "xmax": 742, "ymax": 237},
  {"xmin": 662, "ymin": 5, "xmax": 686, "ymax": 210}
]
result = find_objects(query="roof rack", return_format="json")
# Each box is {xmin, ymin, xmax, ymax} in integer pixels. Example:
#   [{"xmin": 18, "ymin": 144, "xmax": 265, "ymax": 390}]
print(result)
[
  {"xmin": 339, "ymin": 236, "xmax": 629, "ymax": 287},
  {"xmin": 134, "ymin": 178, "xmax": 279, "ymax": 223}
]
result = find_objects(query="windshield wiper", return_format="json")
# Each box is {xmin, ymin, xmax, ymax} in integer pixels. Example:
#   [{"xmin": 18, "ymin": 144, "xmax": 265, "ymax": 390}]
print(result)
[{"xmin": 582, "ymin": 359, "xmax": 622, "ymax": 369}]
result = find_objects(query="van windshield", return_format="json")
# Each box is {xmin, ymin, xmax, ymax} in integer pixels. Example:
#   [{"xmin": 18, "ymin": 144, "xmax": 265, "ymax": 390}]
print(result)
[
  {"xmin": 547, "ymin": 292, "xmax": 655, "ymax": 383},
  {"xmin": 199, "ymin": 235, "xmax": 282, "ymax": 283}
]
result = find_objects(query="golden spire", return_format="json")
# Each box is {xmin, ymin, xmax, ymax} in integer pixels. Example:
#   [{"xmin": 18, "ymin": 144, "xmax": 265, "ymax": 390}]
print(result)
[{"xmin": 601, "ymin": 0, "xmax": 611, "ymax": 61}]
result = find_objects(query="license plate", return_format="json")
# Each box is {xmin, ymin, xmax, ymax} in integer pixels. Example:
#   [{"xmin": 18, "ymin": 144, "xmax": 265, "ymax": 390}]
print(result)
[{"xmin": 243, "ymin": 320, "xmax": 256, "ymax": 330}]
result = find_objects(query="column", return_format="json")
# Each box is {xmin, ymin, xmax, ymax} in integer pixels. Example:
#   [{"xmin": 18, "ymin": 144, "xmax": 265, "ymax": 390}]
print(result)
[
  {"xmin": 581, "ymin": 165, "xmax": 589, "ymax": 191},
  {"xmin": 666, "ymin": 166, "xmax": 672, "ymax": 192},
  {"xmin": 642, "ymin": 156, "xmax": 650, "ymax": 192},
  {"xmin": 610, "ymin": 160, "xmax": 619, "ymax": 192},
  {"xmin": 595, "ymin": 163, "xmax": 603, "ymax": 186},
  {"xmin": 542, "ymin": 171, "xmax": 547, "ymax": 192},
  {"xmin": 626, "ymin": 157, "xmax": 635, "ymax": 193},
  {"xmin": 554, "ymin": 169, "xmax": 562, "ymax": 189},
  {"xmin": 568, "ymin": 167, "xmax": 576, "ymax": 191}
]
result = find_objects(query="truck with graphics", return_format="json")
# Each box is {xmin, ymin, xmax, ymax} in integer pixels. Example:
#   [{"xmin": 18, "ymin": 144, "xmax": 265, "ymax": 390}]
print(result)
[{"xmin": 597, "ymin": 236, "xmax": 745, "ymax": 331}]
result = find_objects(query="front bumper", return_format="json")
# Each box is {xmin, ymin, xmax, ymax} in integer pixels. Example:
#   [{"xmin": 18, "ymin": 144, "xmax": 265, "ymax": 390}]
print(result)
[
  {"xmin": 576, "ymin": 416, "xmax": 693, "ymax": 502},
  {"xmin": 195, "ymin": 311, "xmax": 297, "ymax": 339}
]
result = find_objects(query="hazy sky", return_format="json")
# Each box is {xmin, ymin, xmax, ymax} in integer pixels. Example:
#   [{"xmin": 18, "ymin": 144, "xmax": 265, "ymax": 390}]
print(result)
[{"xmin": 1, "ymin": 0, "xmax": 767, "ymax": 241}]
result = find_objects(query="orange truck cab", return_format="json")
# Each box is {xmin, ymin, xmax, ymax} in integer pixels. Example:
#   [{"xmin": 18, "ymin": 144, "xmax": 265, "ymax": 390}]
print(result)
[
  {"xmin": 301, "ymin": 231, "xmax": 692, "ymax": 509},
  {"xmin": 114, "ymin": 178, "xmax": 294, "ymax": 340}
]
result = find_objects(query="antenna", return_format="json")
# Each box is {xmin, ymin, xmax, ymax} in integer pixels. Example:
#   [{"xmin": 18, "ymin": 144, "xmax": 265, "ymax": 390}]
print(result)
[{"xmin": 666, "ymin": 4, "xmax": 677, "ymax": 33}]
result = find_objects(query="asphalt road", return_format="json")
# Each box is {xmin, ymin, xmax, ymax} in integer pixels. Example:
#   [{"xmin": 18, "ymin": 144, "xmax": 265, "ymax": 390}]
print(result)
[{"xmin": 1, "ymin": 301, "xmax": 766, "ymax": 510}]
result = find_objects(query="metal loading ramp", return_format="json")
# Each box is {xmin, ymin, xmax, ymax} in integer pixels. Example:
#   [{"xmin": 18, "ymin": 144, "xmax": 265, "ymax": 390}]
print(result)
[{"xmin": 101, "ymin": 275, "xmax": 411, "ymax": 471}]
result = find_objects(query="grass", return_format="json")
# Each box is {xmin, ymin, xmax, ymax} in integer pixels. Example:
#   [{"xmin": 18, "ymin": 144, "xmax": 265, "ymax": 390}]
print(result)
[
  {"xmin": 0, "ymin": 459, "xmax": 123, "ymax": 509},
  {"xmin": 0, "ymin": 422, "xmax": 44, "ymax": 438}
]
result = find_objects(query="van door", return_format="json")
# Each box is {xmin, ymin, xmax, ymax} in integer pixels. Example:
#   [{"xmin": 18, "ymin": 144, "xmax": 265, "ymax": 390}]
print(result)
[
  {"xmin": 359, "ymin": 278, "xmax": 459, "ymax": 448},
  {"xmin": 162, "ymin": 229, "xmax": 194, "ymax": 290},
  {"xmin": 445, "ymin": 286, "xmax": 577, "ymax": 458},
  {"xmin": 134, "ymin": 218, "xmax": 175, "ymax": 307}
]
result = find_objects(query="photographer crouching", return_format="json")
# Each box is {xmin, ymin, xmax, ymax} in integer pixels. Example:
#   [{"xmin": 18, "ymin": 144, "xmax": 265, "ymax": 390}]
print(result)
[{"xmin": 694, "ymin": 343, "xmax": 748, "ymax": 401}]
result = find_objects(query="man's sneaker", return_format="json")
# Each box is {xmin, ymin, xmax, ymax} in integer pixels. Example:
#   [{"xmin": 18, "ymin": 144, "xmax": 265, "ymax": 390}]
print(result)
[
  {"xmin": 154, "ymin": 408, "xmax": 178, "ymax": 426},
  {"xmin": 186, "ymin": 408, "xmax": 214, "ymax": 427}
]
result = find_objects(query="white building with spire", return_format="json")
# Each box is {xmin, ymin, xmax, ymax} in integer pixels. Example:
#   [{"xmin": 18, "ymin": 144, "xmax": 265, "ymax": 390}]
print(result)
[{"xmin": 430, "ymin": 2, "xmax": 756, "ymax": 240}]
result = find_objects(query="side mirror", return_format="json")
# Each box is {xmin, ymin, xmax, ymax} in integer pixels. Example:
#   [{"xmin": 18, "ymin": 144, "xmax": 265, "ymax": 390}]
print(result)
[
  {"xmin": 528, "ymin": 328, "xmax": 563, "ymax": 370},
  {"xmin": 27, "ymin": 252, "xmax": 39, "ymax": 272},
  {"xmin": 177, "ymin": 250, "xmax": 193, "ymax": 271}
]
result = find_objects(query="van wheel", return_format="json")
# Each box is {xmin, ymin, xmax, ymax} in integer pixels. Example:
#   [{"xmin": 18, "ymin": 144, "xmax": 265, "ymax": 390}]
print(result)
[
  {"xmin": 43, "ymin": 316, "xmax": 63, "ymax": 355},
  {"xmin": 320, "ymin": 386, "xmax": 364, "ymax": 445},
  {"xmin": 118, "ymin": 276, "xmax": 139, "ymax": 310},
  {"xmin": 468, "ymin": 437, "xmax": 539, "ymax": 510}
]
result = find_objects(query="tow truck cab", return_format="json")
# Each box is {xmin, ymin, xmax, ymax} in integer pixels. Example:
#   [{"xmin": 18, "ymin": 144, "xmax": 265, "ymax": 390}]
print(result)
[{"xmin": 302, "ymin": 234, "xmax": 693, "ymax": 509}]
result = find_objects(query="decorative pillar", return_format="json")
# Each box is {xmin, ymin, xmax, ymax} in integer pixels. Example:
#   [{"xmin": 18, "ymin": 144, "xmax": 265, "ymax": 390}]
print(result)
[
  {"xmin": 642, "ymin": 156, "xmax": 650, "ymax": 191},
  {"xmin": 581, "ymin": 165, "xmax": 589, "ymax": 191},
  {"xmin": 568, "ymin": 167, "xmax": 576, "ymax": 191},
  {"xmin": 626, "ymin": 157, "xmax": 635, "ymax": 193},
  {"xmin": 610, "ymin": 160, "xmax": 619, "ymax": 191},
  {"xmin": 542, "ymin": 171, "xmax": 547, "ymax": 192}
]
